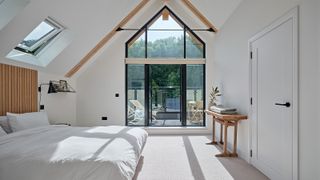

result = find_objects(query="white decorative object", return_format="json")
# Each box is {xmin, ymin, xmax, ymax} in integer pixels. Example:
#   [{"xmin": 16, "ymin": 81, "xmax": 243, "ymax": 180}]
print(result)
[{"xmin": 208, "ymin": 86, "xmax": 222, "ymax": 107}]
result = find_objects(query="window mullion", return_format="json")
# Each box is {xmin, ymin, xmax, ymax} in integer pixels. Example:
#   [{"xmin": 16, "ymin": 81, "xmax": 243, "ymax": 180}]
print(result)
[
  {"xmin": 181, "ymin": 64, "xmax": 187, "ymax": 126},
  {"xmin": 145, "ymin": 26, "xmax": 148, "ymax": 58},
  {"xmin": 183, "ymin": 26, "xmax": 186, "ymax": 59}
]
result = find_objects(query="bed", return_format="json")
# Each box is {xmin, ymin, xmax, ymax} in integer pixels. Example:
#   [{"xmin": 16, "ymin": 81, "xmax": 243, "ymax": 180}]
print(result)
[{"xmin": 0, "ymin": 125, "xmax": 148, "ymax": 180}]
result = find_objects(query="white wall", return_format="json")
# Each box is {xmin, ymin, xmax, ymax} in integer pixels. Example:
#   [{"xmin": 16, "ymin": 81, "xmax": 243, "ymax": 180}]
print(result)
[
  {"xmin": 298, "ymin": 1, "xmax": 320, "ymax": 179},
  {"xmin": 38, "ymin": 72, "xmax": 76, "ymax": 125},
  {"xmin": 318, "ymin": 1, "xmax": 320, "ymax": 178},
  {"xmin": 76, "ymin": 35, "xmax": 127, "ymax": 126},
  {"xmin": 211, "ymin": 0, "xmax": 319, "ymax": 179}
]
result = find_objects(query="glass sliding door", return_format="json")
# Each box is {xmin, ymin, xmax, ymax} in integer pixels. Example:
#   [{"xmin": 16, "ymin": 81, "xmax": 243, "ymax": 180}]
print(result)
[
  {"xmin": 149, "ymin": 65, "xmax": 181, "ymax": 126},
  {"xmin": 126, "ymin": 64, "xmax": 146, "ymax": 126},
  {"xmin": 126, "ymin": 64, "xmax": 205, "ymax": 127},
  {"xmin": 186, "ymin": 64, "xmax": 205, "ymax": 126}
]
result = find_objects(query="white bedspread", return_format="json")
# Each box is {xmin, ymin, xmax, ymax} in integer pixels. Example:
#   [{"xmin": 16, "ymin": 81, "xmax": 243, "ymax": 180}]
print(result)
[{"xmin": 0, "ymin": 125, "xmax": 148, "ymax": 180}]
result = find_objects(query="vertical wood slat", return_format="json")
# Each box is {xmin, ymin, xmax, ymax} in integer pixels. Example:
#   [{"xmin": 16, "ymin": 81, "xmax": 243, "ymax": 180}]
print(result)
[{"xmin": 0, "ymin": 63, "xmax": 38, "ymax": 116}]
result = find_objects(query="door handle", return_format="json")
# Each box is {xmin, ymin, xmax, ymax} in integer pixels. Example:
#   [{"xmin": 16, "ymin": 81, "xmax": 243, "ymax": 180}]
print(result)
[{"xmin": 275, "ymin": 102, "xmax": 291, "ymax": 107}]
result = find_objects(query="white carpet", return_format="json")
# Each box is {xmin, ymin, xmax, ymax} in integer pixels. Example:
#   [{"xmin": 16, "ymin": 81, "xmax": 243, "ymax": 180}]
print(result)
[{"xmin": 133, "ymin": 135, "xmax": 269, "ymax": 180}]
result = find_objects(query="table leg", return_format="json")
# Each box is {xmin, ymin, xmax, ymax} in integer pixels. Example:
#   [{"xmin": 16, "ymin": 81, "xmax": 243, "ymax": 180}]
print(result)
[
  {"xmin": 216, "ymin": 123, "xmax": 229, "ymax": 157},
  {"xmin": 231, "ymin": 122, "xmax": 238, "ymax": 157},
  {"xmin": 223, "ymin": 124, "xmax": 228, "ymax": 155},
  {"xmin": 206, "ymin": 116, "xmax": 217, "ymax": 145},
  {"xmin": 220, "ymin": 123, "xmax": 223, "ymax": 144}
]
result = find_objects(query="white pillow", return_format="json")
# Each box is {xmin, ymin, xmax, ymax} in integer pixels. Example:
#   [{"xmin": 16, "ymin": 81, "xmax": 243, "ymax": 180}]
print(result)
[
  {"xmin": 7, "ymin": 112, "xmax": 50, "ymax": 132},
  {"xmin": 0, "ymin": 116, "xmax": 12, "ymax": 133},
  {"xmin": 0, "ymin": 126, "xmax": 7, "ymax": 136}
]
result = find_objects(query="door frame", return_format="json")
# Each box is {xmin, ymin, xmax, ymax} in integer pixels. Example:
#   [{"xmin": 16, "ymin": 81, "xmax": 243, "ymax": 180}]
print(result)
[
  {"xmin": 248, "ymin": 6, "xmax": 299, "ymax": 180},
  {"xmin": 125, "ymin": 63, "xmax": 206, "ymax": 127}
]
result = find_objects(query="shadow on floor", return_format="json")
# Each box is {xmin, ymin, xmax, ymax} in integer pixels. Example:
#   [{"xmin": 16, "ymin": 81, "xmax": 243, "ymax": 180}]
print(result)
[
  {"xmin": 204, "ymin": 136, "xmax": 269, "ymax": 180},
  {"xmin": 134, "ymin": 135, "xmax": 268, "ymax": 180},
  {"xmin": 183, "ymin": 136, "xmax": 206, "ymax": 180},
  {"xmin": 217, "ymin": 157, "xmax": 269, "ymax": 180}
]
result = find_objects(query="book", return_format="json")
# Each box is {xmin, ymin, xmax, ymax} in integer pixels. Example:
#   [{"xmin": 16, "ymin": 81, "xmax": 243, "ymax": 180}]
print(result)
[
  {"xmin": 215, "ymin": 110, "xmax": 237, "ymax": 115},
  {"xmin": 210, "ymin": 105, "xmax": 237, "ymax": 114}
]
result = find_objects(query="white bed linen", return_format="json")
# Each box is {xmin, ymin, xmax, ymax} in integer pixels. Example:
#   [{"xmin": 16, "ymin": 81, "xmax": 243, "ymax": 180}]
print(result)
[
  {"xmin": 0, "ymin": 126, "xmax": 6, "ymax": 136},
  {"xmin": 0, "ymin": 125, "xmax": 148, "ymax": 180}
]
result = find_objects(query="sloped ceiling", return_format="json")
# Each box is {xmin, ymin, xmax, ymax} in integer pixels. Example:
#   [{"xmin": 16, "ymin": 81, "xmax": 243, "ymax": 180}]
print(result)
[
  {"xmin": 186, "ymin": 0, "xmax": 243, "ymax": 28},
  {"xmin": 0, "ymin": 0, "xmax": 141, "ymax": 74},
  {"xmin": 0, "ymin": 0, "xmax": 242, "ymax": 76}
]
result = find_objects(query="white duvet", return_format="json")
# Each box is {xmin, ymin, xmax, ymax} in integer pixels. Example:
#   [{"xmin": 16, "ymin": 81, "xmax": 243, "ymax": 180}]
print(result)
[{"xmin": 0, "ymin": 125, "xmax": 148, "ymax": 180}]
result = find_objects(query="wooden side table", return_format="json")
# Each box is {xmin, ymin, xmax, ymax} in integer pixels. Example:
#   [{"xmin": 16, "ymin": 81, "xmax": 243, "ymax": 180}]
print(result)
[{"xmin": 205, "ymin": 110, "xmax": 247, "ymax": 157}]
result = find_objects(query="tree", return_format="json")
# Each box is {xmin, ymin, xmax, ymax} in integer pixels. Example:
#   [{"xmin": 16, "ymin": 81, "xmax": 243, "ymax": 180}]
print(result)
[
  {"xmin": 128, "ymin": 35, "xmax": 203, "ymax": 58},
  {"xmin": 127, "ymin": 35, "xmax": 205, "ymax": 107}
]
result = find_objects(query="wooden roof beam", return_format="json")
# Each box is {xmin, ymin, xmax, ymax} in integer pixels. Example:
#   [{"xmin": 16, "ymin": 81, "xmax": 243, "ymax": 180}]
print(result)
[
  {"xmin": 65, "ymin": 0, "xmax": 150, "ymax": 77},
  {"xmin": 180, "ymin": 0, "xmax": 218, "ymax": 33}
]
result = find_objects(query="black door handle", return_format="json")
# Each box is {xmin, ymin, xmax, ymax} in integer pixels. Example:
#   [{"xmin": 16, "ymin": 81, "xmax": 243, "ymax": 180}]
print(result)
[{"xmin": 275, "ymin": 102, "xmax": 291, "ymax": 107}]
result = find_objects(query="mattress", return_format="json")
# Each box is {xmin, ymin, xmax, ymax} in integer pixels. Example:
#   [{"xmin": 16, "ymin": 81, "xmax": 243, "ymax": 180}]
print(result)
[{"xmin": 0, "ymin": 125, "xmax": 148, "ymax": 180}]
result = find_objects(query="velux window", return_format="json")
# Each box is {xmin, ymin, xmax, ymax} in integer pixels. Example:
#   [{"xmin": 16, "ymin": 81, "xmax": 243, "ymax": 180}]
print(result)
[{"xmin": 15, "ymin": 17, "xmax": 63, "ymax": 55}]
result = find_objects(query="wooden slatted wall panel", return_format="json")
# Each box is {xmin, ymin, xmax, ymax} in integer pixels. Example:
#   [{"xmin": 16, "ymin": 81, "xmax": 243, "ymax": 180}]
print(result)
[{"xmin": 0, "ymin": 63, "xmax": 38, "ymax": 116}]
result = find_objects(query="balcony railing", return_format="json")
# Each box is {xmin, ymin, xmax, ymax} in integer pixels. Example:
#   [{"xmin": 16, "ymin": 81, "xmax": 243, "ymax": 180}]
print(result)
[{"xmin": 127, "ymin": 86, "xmax": 204, "ymax": 126}]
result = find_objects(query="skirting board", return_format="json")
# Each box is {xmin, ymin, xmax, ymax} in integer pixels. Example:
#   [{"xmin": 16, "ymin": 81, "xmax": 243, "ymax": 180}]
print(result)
[{"xmin": 144, "ymin": 127, "xmax": 211, "ymax": 135}]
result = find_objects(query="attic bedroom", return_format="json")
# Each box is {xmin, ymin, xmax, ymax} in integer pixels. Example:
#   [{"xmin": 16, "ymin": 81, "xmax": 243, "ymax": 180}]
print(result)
[{"xmin": 0, "ymin": 0, "xmax": 319, "ymax": 180}]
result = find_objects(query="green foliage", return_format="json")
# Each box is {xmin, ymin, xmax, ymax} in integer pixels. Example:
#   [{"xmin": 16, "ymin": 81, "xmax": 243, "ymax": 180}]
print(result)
[
  {"xmin": 209, "ymin": 86, "xmax": 221, "ymax": 106},
  {"xmin": 187, "ymin": 65, "xmax": 203, "ymax": 89},
  {"xmin": 127, "ymin": 35, "xmax": 203, "ymax": 58},
  {"xmin": 127, "ymin": 34, "xmax": 205, "ymax": 108},
  {"xmin": 127, "ymin": 65, "xmax": 144, "ymax": 89},
  {"xmin": 128, "ymin": 39, "xmax": 145, "ymax": 58},
  {"xmin": 150, "ymin": 64, "xmax": 180, "ymax": 99},
  {"xmin": 148, "ymin": 36, "xmax": 184, "ymax": 58},
  {"xmin": 186, "ymin": 36, "xmax": 203, "ymax": 58}
]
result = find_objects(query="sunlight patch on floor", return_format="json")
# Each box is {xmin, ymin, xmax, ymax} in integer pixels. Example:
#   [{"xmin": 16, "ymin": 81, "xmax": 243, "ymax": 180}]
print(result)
[{"xmin": 134, "ymin": 136, "xmax": 234, "ymax": 180}]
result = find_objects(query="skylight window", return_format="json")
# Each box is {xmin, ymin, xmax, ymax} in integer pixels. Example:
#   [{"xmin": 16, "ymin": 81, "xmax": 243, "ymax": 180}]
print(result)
[{"xmin": 15, "ymin": 17, "xmax": 63, "ymax": 55}]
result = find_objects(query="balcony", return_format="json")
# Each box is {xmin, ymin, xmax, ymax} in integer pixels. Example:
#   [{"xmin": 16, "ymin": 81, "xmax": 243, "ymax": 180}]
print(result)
[{"xmin": 127, "ymin": 87, "xmax": 204, "ymax": 127}]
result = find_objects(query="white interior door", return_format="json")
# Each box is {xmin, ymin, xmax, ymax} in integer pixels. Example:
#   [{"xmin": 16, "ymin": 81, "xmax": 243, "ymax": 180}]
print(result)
[{"xmin": 250, "ymin": 8, "xmax": 298, "ymax": 180}]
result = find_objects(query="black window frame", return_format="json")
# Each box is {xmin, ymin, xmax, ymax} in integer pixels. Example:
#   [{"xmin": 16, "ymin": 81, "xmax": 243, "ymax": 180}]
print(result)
[
  {"xmin": 125, "ymin": 6, "xmax": 206, "ymax": 127},
  {"xmin": 125, "ymin": 6, "xmax": 205, "ymax": 59},
  {"xmin": 14, "ymin": 17, "xmax": 63, "ymax": 56}
]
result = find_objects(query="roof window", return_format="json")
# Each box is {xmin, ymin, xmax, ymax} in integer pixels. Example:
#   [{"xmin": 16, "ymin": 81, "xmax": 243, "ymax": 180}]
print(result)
[{"xmin": 15, "ymin": 17, "xmax": 63, "ymax": 55}]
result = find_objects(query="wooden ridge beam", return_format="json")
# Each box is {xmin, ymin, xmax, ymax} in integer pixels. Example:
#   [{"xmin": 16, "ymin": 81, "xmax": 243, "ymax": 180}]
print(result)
[
  {"xmin": 65, "ymin": 0, "xmax": 150, "ymax": 77},
  {"xmin": 181, "ymin": 0, "xmax": 218, "ymax": 33}
]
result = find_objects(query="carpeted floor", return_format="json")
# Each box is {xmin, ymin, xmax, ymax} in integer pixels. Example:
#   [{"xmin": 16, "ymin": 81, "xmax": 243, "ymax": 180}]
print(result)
[{"xmin": 133, "ymin": 135, "xmax": 269, "ymax": 180}]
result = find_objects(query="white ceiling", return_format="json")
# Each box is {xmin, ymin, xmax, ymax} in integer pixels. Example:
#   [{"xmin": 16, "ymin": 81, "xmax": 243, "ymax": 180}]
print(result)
[
  {"xmin": 0, "ymin": 0, "xmax": 243, "ymax": 76},
  {"xmin": 187, "ymin": 0, "xmax": 243, "ymax": 28}
]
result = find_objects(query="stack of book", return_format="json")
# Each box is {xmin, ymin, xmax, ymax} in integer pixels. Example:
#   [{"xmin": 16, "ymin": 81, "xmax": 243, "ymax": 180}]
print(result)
[{"xmin": 210, "ymin": 105, "xmax": 237, "ymax": 114}]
